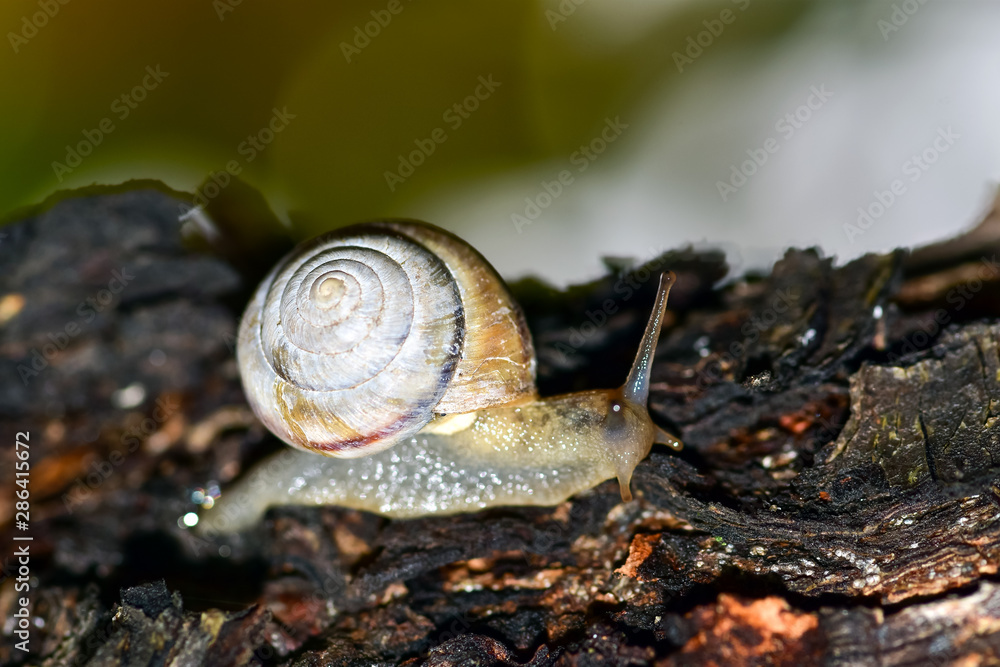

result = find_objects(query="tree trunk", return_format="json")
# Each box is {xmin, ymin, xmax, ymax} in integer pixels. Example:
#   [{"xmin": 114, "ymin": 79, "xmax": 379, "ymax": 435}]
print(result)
[{"xmin": 2, "ymin": 184, "xmax": 999, "ymax": 666}]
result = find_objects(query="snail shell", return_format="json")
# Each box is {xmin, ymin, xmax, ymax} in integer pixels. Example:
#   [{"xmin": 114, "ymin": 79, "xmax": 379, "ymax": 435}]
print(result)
[
  {"xmin": 239, "ymin": 220, "xmax": 537, "ymax": 457},
  {"xmin": 200, "ymin": 220, "xmax": 680, "ymax": 533}
]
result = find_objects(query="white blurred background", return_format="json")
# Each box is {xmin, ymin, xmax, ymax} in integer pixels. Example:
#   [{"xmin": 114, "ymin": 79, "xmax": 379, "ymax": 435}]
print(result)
[{"xmin": 415, "ymin": 0, "xmax": 1000, "ymax": 283}]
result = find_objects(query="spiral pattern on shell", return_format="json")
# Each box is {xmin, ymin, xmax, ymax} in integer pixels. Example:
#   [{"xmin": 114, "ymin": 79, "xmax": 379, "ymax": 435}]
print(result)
[{"xmin": 237, "ymin": 221, "xmax": 537, "ymax": 457}]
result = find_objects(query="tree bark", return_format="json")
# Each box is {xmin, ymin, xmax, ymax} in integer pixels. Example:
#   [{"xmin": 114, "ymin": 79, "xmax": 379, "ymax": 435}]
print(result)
[{"xmin": 1, "ymin": 184, "xmax": 999, "ymax": 666}]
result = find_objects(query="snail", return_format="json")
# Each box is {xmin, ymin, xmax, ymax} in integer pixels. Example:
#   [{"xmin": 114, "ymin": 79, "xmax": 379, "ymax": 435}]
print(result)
[{"xmin": 198, "ymin": 220, "xmax": 681, "ymax": 534}]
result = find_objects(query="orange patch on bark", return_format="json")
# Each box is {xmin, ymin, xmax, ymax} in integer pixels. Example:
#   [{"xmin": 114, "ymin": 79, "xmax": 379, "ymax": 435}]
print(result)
[
  {"xmin": 615, "ymin": 533, "xmax": 661, "ymax": 580},
  {"xmin": 670, "ymin": 595, "xmax": 820, "ymax": 666}
]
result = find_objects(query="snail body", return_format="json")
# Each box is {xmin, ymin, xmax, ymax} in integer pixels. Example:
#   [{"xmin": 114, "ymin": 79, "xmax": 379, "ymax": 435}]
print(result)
[{"xmin": 200, "ymin": 221, "xmax": 679, "ymax": 533}]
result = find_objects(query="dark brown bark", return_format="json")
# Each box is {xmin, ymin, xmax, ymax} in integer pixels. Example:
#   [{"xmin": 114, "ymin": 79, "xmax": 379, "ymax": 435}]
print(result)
[{"xmin": 2, "ymin": 185, "xmax": 999, "ymax": 666}]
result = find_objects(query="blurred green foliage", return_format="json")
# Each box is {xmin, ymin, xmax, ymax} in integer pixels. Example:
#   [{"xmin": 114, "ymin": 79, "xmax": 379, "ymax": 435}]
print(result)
[{"xmin": 0, "ymin": 0, "xmax": 810, "ymax": 238}]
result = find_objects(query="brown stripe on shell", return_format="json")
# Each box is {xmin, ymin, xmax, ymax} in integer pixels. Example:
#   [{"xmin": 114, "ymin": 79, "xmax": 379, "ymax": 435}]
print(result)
[{"xmin": 369, "ymin": 221, "xmax": 537, "ymax": 414}]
